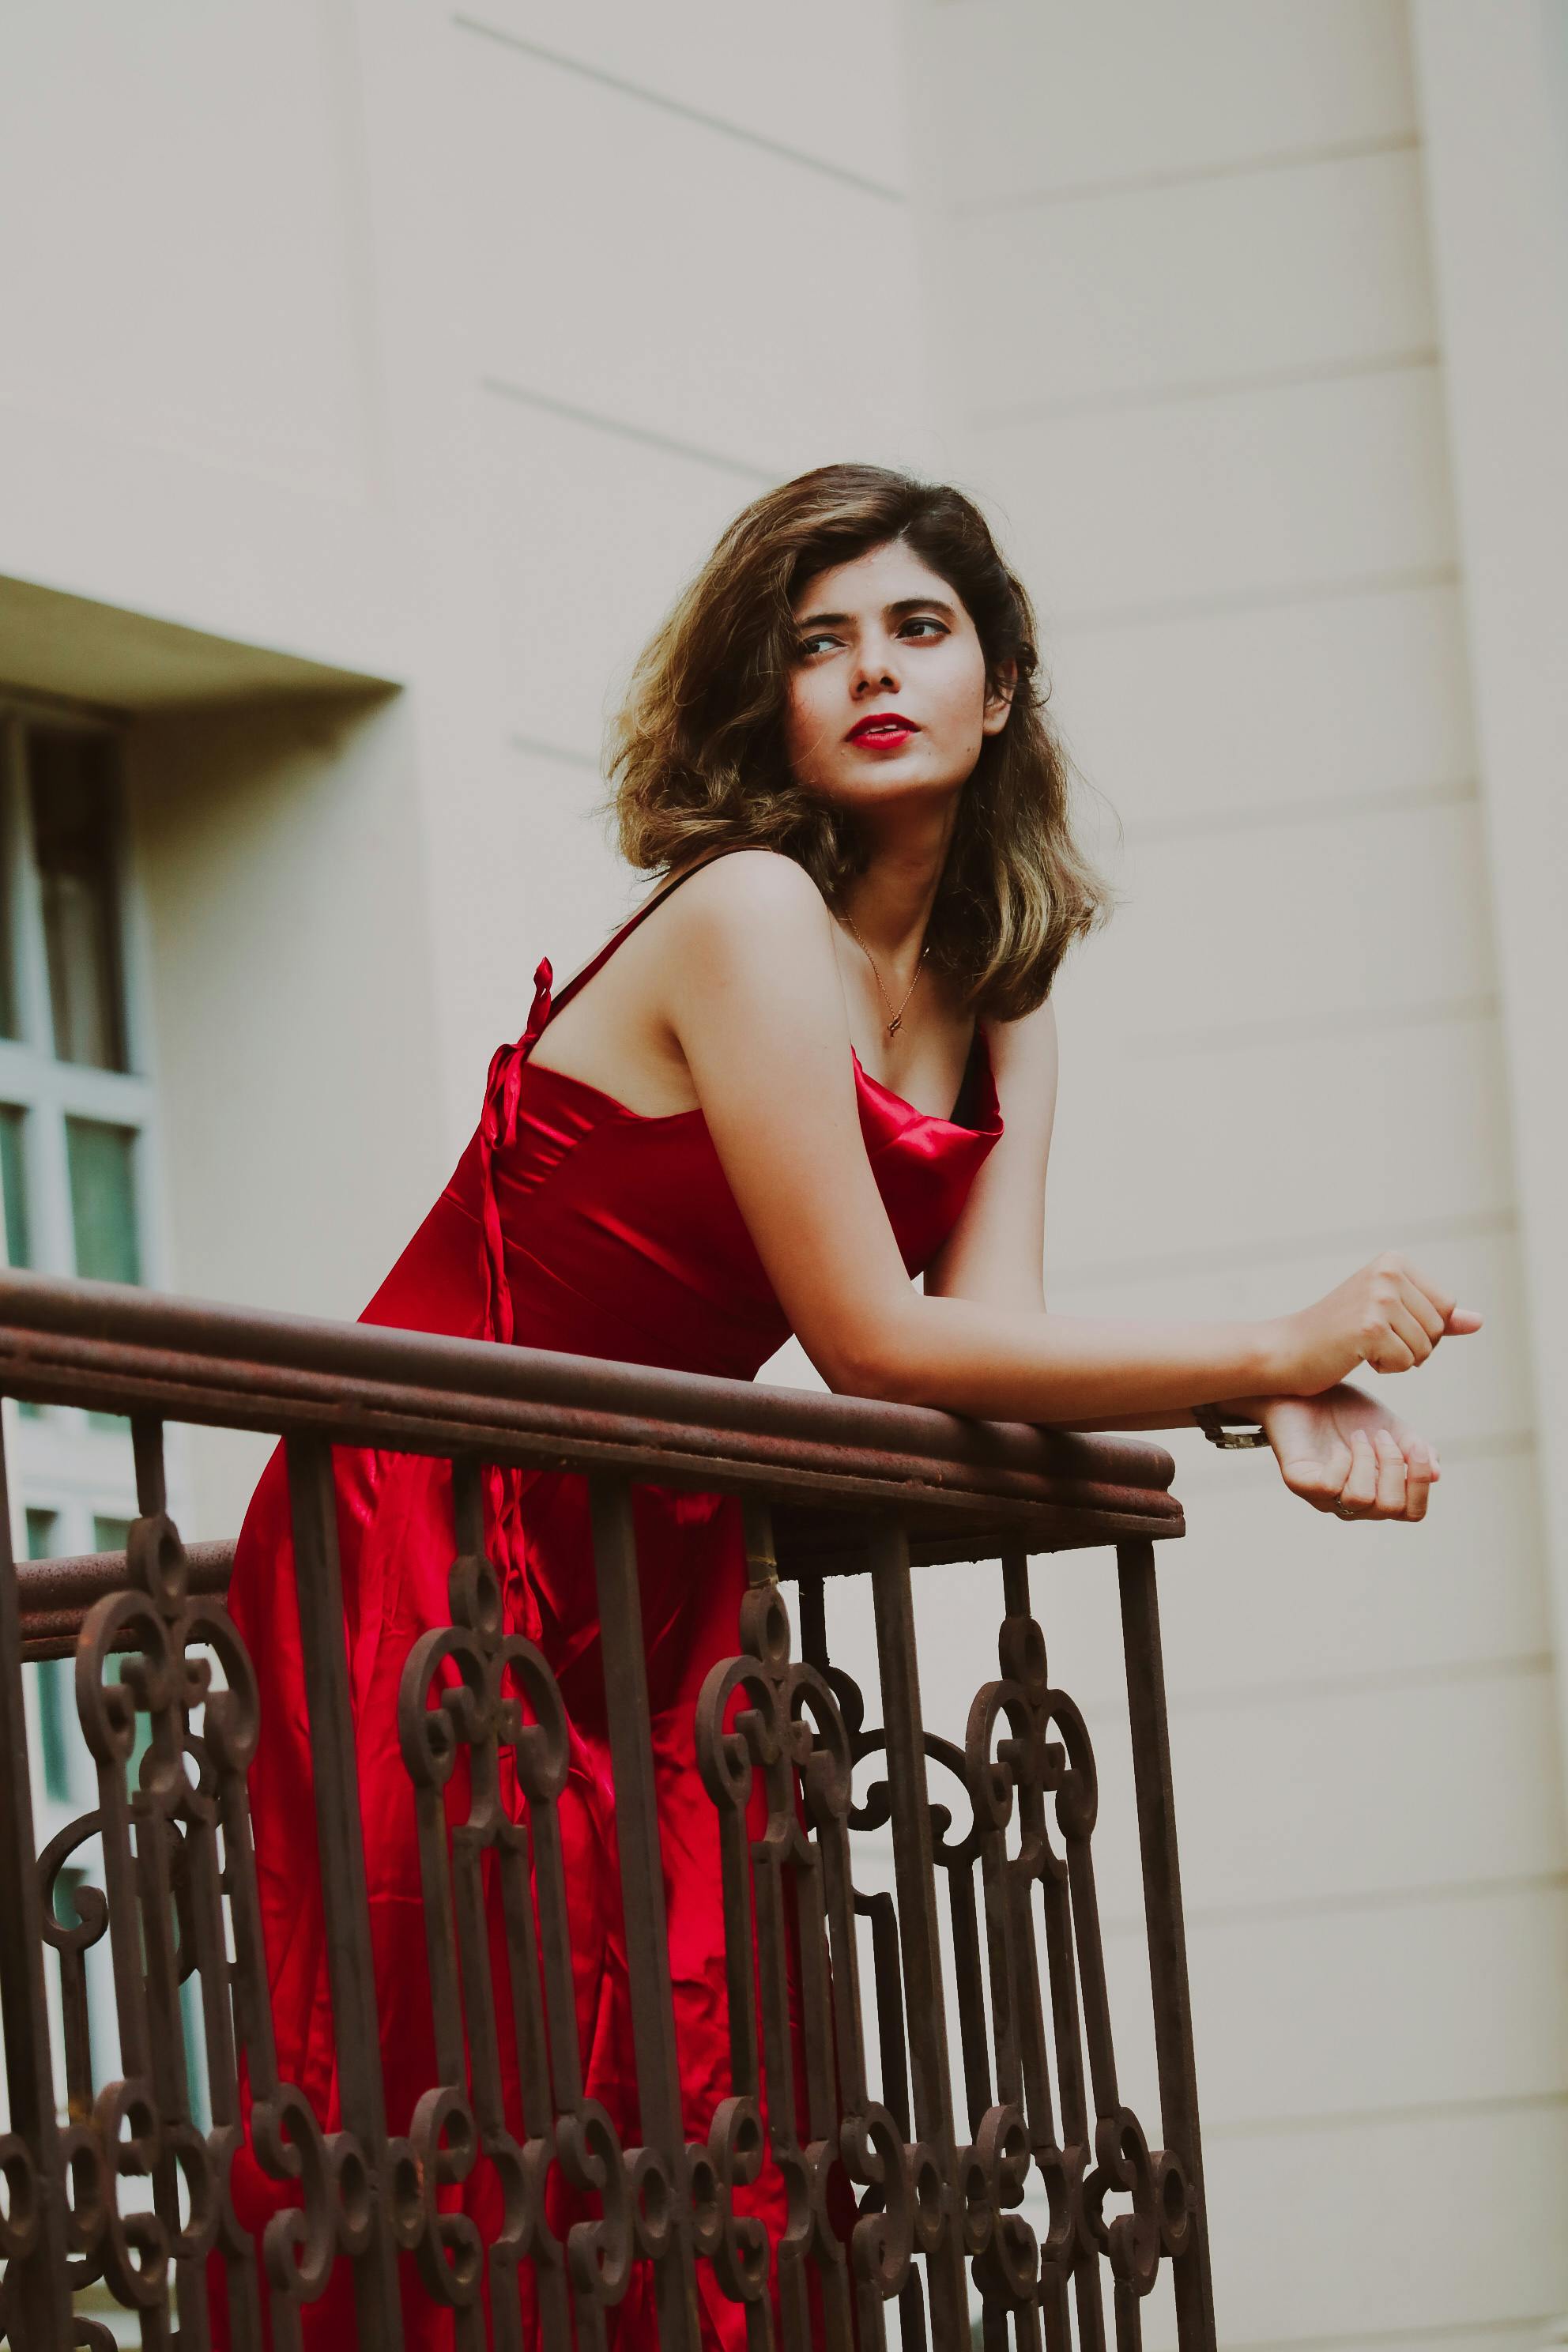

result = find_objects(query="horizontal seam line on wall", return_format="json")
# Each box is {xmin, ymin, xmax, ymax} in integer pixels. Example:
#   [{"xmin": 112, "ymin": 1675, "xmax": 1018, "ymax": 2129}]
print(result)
[
  {"xmin": 1125, "ymin": 778, "xmax": 1479, "ymax": 845},
  {"xmin": 1167, "ymin": 1649, "xmax": 1553, "ymax": 1721},
  {"xmin": 1204, "ymin": 2086, "xmax": 1568, "ymax": 2145},
  {"xmin": 1048, "ymin": 565, "xmax": 1462, "ymax": 636},
  {"xmin": 507, "ymin": 732, "xmax": 602, "ymax": 773},
  {"xmin": 971, "ymin": 347, "xmax": 1441, "ymax": 430},
  {"xmin": 450, "ymin": 12, "xmax": 906, "ymax": 202},
  {"xmin": 1047, "ymin": 1206, "xmax": 1517, "ymax": 1291},
  {"xmin": 1097, "ymin": 1868, "xmax": 1568, "ymax": 1938},
  {"xmin": 1044, "ymin": 1652, "xmax": 1553, "ymax": 1739},
  {"xmin": 1185, "ymin": 2306, "xmax": 1555, "ymax": 2352},
  {"xmin": 955, "ymin": 129, "xmax": 1421, "ymax": 217},
  {"xmin": 1121, "ymin": 989, "xmax": 1499, "ymax": 1058},
  {"xmin": 481, "ymin": 375, "xmax": 779, "ymax": 484}
]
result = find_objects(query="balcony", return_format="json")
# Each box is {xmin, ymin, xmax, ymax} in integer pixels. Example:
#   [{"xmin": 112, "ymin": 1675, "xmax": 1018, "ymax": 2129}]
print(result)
[{"xmin": 0, "ymin": 1268, "xmax": 1212, "ymax": 2349}]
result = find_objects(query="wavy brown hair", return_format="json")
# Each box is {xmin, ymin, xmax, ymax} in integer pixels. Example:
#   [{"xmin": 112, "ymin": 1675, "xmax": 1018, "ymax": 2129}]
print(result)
[{"xmin": 606, "ymin": 463, "xmax": 1110, "ymax": 1020}]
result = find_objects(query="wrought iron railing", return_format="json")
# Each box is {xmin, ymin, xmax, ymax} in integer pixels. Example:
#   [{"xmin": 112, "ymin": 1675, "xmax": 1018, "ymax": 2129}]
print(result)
[{"xmin": 0, "ymin": 1268, "xmax": 1212, "ymax": 2349}]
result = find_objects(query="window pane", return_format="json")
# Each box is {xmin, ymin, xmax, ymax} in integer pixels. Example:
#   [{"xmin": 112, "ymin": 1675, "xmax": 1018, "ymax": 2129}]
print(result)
[
  {"xmin": 25, "ymin": 1509, "xmax": 72, "ymax": 1803},
  {"xmin": 27, "ymin": 727, "xmax": 127, "ymax": 1072},
  {"xmin": 66, "ymin": 1118, "xmax": 140, "ymax": 1285},
  {"xmin": 0, "ymin": 756, "xmax": 16, "ymax": 1043},
  {"xmin": 0, "ymin": 1103, "xmax": 28, "ymax": 1268},
  {"xmin": 92, "ymin": 1514, "xmax": 133, "ymax": 1554},
  {"xmin": 2, "ymin": 1106, "xmax": 40, "ymax": 1411}
]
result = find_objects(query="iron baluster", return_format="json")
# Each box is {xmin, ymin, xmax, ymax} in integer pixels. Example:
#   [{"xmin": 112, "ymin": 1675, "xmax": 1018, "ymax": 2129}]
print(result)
[
  {"xmin": 866, "ymin": 1519, "xmax": 969, "ymax": 2343},
  {"xmin": 283, "ymin": 1434, "xmax": 403, "ymax": 2340},
  {"xmin": 588, "ymin": 1472, "xmax": 704, "ymax": 2346},
  {"xmin": 1118, "ymin": 1542, "xmax": 1214, "ymax": 2344},
  {"xmin": 0, "ymin": 1408, "xmax": 70, "ymax": 2347}
]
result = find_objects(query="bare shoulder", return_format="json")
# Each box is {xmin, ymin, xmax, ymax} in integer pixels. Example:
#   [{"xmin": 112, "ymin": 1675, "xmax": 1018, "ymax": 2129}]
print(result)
[
  {"xmin": 662, "ymin": 850, "xmax": 835, "ymax": 971},
  {"xmin": 671, "ymin": 848, "xmax": 828, "ymax": 926}
]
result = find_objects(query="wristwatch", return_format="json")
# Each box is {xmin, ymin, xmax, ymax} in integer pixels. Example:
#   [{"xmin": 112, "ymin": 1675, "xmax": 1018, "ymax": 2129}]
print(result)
[{"xmin": 1193, "ymin": 1404, "xmax": 1269, "ymax": 1449}]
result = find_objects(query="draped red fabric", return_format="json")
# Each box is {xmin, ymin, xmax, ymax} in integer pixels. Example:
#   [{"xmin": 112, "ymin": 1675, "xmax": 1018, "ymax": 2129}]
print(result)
[{"xmin": 212, "ymin": 855, "xmax": 1002, "ymax": 2346}]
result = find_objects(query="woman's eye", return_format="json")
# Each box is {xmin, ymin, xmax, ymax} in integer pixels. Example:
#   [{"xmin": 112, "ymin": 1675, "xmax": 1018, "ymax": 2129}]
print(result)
[
  {"xmin": 901, "ymin": 617, "xmax": 948, "ymax": 641},
  {"xmin": 796, "ymin": 635, "xmax": 839, "ymax": 659}
]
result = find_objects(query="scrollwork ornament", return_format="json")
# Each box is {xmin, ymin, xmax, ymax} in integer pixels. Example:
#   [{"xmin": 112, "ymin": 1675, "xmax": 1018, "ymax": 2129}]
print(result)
[
  {"xmin": 1084, "ymin": 2105, "xmax": 1172, "ymax": 2300},
  {"xmin": 254, "ymin": 2087, "xmax": 357, "ymax": 2305},
  {"xmin": 556, "ymin": 2098, "xmax": 635, "ymax": 2326},
  {"xmin": 399, "ymin": 2086, "xmax": 486, "ymax": 2309},
  {"xmin": 688, "ymin": 2096, "xmax": 769, "ymax": 2312},
  {"xmin": 842, "ymin": 2101, "xmax": 916, "ymax": 2305},
  {"xmin": 0, "ymin": 2137, "xmax": 39, "ymax": 2270},
  {"xmin": 960, "ymin": 2103, "xmax": 1038, "ymax": 2309}
]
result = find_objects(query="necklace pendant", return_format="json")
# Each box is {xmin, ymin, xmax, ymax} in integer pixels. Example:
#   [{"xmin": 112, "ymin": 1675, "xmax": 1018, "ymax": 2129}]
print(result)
[{"xmin": 887, "ymin": 1015, "xmax": 902, "ymax": 1035}]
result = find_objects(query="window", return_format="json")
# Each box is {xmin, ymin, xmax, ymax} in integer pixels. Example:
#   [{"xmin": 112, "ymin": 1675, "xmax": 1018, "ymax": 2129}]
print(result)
[
  {"xmin": 0, "ymin": 694, "xmax": 160, "ymax": 1852},
  {"xmin": 0, "ymin": 701, "xmax": 152, "ymax": 1311},
  {"xmin": 28, "ymin": 727, "xmax": 128, "ymax": 1072},
  {"xmin": 66, "ymin": 1118, "xmax": 141, "ymax": 1286},
  {"xmin": 0, "ymin": 1103, "xmax": 29, "ymax": 1270},
  {"xmin": 25, "ymin": 1508, "xmax": 71, "ymax": 1805}
]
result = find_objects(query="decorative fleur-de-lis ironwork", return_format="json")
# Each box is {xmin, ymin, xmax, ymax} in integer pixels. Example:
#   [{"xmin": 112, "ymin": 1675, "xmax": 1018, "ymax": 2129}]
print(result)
[
  {"xmin": 394, "ymin": 1451, "xmax": 623, "ymax": 2347},
  {"xmin": 29, "ymin": 1417, "xmax": 386, "ymax": 2350},
  {"xmin": 695, "ymin": 1503, "xmax": 948, "ymax": 2351},
  {"xmin": 785, "ymin": 1547, "xmax": 1201, "ymax": 2348}
]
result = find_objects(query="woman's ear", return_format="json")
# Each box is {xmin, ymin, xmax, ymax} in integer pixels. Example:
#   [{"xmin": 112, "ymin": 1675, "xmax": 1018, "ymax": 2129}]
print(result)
[{"xmin": 982, "ymin": 658, "xmax": 1018, "ymax": 737}]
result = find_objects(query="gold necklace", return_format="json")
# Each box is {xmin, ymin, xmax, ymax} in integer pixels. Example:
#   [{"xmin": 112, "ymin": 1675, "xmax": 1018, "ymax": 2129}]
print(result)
[{"xmin": 840, "ymin": 911, "xmax": 929, "ymax": 1035}]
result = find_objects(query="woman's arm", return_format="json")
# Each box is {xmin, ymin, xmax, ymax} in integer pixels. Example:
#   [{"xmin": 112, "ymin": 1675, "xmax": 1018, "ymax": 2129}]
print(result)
[
  {"xmin": 922, "ymin": 982, "xmax": 1452, "ymax": 1520},
  {"xmin": 657, "ymin": 854, "xmax": 1478, "ymax": 1427},
  {"xmin": 924, "ymin": 995, "xmax": 1268, "ymax": 1429}
]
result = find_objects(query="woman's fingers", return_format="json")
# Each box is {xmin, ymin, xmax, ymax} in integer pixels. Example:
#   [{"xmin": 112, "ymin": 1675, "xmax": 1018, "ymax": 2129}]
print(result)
[
  {"xmin": 1369, "ymin": 1255, "xmax": 1483, "ymax": 1358},
  {"xmin": 1338, "ymin": 1428, "xmax": 1379, "ymax": 1511},
  {"xmin": 1372, "ymin": 1427, "xmax": 1408, "ymax": 1516},
  {"xmin": 1400, "ymin": 1434, "xmax": 1434, "ymax": 1521},
  {"xmin": 1396, "ymin": 1257, "xmax": 1483, "ymax": 1339},
  {"xmin": 1396, "ymin": 1276, "xmax": 1447, "ymax": 1345},
  {"xmin": 1336, "ymin": 1429, "xmax": 1410, "ymax": 1520},
  {"xmin": 1386, "ymin": 1301, "xmax": 1435, "ymax": 1365},
  {"xmin": 1364, "ymin": 1326, "xmax": 1416, "ymax": 1374},
  {"xmin": 1269, "ymin": 1391, "xmax": 1443, "ymax": 1524}
]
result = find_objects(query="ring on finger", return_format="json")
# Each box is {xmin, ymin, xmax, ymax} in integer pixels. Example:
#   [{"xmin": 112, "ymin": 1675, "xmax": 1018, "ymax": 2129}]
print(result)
[{"xmin": 1333, "ymin": 1503, "xmax": 1359, "ymax": 1521}]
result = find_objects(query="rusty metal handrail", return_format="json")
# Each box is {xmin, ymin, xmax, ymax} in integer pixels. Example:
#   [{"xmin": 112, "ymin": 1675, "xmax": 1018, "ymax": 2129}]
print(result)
[
  {"xmin": 0, "ymin": 1265, "xmax": 1178, "ymax": 1517},
  {"xmin": 0, "ymin": 1269, "xmax": 1213, "ymax": 2350}
]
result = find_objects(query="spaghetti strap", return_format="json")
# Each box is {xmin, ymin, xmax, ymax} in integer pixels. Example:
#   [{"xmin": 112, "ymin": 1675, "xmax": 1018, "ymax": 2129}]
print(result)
[
  {"xmin": 475, "ymin": 845, "xmax": 749, "ymax": 1353},
  {"xmin": 542, "ymin": 845, "xmax": 750, "ymax": 1033}
]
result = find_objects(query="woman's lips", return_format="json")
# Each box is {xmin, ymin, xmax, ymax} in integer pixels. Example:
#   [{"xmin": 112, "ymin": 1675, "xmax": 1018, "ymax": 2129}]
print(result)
[{"xmin": 846, "ymin": 717, "xmax": 919, "ymax": 751}]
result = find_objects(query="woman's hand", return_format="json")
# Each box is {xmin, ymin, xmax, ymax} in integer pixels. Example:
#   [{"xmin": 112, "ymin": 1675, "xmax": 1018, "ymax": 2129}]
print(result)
[
  {"xmin": 1267, "ymin": 1252, "xmax": 1482, "ymax": 1396},
  {"xmin": 1258, "ymin": 1385, "xmax": 1438, "ymax": 1521}
]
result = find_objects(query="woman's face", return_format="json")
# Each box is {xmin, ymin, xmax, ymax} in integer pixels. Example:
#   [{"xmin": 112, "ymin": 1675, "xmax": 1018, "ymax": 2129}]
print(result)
[{"xmin": 782, "ymin": 538, "xmax": 1012, "ymax": 814}]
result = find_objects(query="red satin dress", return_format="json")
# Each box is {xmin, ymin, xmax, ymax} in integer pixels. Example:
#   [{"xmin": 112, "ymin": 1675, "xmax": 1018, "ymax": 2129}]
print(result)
[{"xmin": 220, "ymin": 853, "xmax": 1002, "ymax": 2346}]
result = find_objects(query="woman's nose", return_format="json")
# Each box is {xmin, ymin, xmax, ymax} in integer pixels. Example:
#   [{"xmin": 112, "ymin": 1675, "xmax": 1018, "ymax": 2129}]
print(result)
[{"xmin": 851, "ymin": 639, "xmax": 899, "ymax": 697}]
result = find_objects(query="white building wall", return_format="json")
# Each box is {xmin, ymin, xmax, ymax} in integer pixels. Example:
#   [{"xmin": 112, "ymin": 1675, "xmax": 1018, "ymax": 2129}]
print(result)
[
  {"xmin": 899, "ymin": 0, "xmax": 1568, "ymax": 2341},
  {"xmin": 0, "ymin": 0, "xmax": 931, "ymax": 1537}
]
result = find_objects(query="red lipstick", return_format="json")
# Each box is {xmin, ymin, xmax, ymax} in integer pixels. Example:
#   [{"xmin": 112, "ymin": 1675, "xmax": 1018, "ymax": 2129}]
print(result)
[{"xmin": 846, "ymin": 712, "xmax": 919, "ymax": 750}]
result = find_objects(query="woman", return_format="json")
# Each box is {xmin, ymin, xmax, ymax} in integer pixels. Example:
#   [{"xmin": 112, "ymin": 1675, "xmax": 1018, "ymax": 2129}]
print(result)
[{"xmin": 220, "ymin": 465, "xmax": 1477, "ymax": 2346}]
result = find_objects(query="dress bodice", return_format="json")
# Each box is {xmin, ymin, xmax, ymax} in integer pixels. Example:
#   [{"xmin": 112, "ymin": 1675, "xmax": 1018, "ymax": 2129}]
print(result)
[{"xmin": 357, "ymin": 853, "xmax": 1003, "ymax": 1381}]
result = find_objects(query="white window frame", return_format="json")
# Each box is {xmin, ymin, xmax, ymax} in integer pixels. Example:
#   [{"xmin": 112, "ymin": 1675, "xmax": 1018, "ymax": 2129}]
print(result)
[
  {"xmin": 0, "ymin": 691, "xmax": 202, "ymax": 2158},
  {"xmin": 0, "ymin": 689, "xmax": 166, "ymax": 1604}
]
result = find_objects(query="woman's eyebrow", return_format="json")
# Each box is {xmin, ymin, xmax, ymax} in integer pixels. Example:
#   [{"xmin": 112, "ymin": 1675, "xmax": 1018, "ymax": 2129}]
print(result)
[
  {"xmin": 887, "ymin": 595, "xmax": 958, "ymax": 622},
  {"xmin": 793, "ymin": 597, "xmax": 958, "ymax": 629}
]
